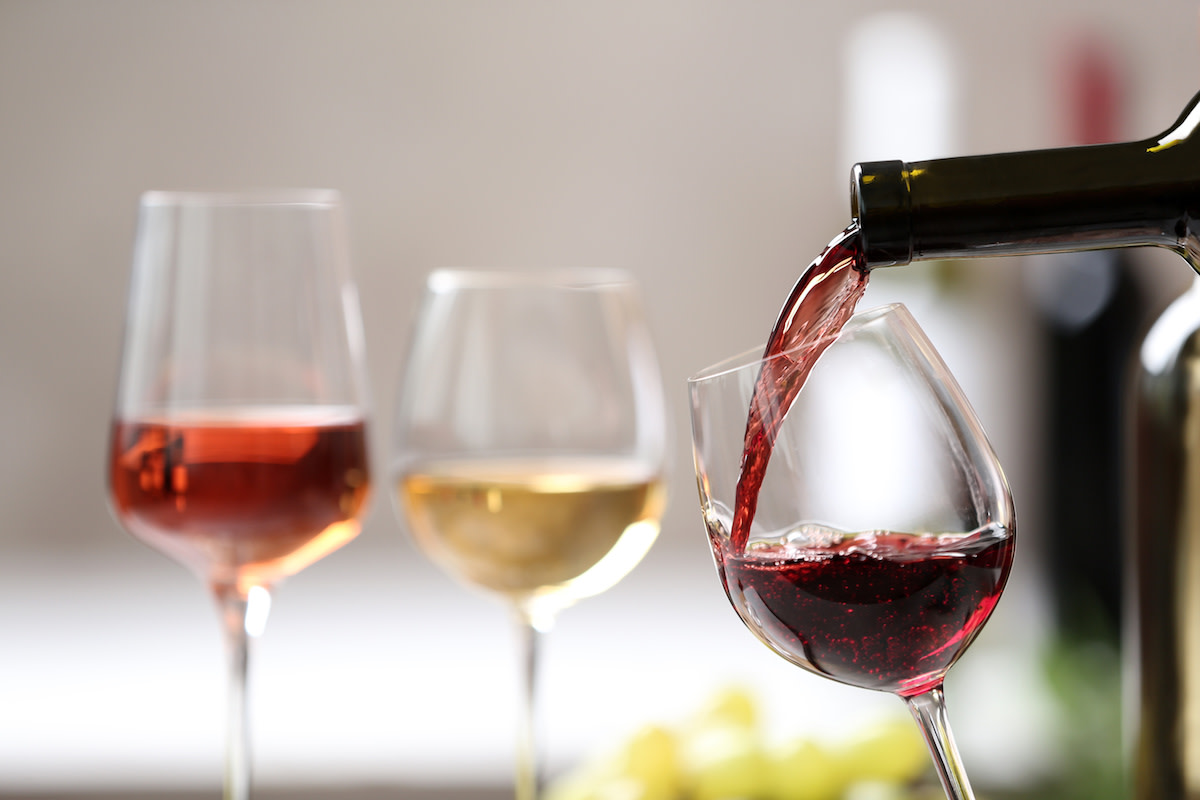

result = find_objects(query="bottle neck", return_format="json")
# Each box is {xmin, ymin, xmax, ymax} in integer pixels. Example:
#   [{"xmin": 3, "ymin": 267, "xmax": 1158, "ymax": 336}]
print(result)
[{"xmin": 851, "ymin": 89, "xmax": 1200, "ymax": 271}]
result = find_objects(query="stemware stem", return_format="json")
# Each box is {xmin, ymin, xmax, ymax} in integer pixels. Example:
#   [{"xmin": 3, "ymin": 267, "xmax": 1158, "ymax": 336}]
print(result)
[
  {"xmin": 904, "ymin": 685, "xmax": 976, "ymax": 800},
  {"xmin": 216, "ymin": 586, "xmax": 267, "ymax": 800},
  {"xmin": 515, "ymin": 610, "xmax": 550, "ymax": 800}
]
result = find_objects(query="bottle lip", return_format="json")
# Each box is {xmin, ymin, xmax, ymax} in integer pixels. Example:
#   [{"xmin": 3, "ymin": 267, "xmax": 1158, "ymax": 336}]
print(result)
[{"xmin": 851, "ymin": 160, "xmax": 913, "ymax": 267}]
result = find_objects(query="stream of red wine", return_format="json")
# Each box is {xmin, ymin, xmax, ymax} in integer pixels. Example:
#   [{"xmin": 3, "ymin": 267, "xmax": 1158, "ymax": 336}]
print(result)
[{"xmin": 729, "ymin": 225, "xmax": 869, "ymax": 551}]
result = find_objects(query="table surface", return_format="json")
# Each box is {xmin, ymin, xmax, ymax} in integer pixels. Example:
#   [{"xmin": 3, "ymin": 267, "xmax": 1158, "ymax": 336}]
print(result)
[{"xmin": 0, "ymin": 541, "xmax": 1057, "ymax": 795}]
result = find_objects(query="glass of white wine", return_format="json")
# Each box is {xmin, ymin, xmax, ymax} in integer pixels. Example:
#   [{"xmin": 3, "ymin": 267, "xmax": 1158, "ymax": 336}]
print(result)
[{"xmin": 391, "ymin": 269, "xmax": 668, "ymax": 800}]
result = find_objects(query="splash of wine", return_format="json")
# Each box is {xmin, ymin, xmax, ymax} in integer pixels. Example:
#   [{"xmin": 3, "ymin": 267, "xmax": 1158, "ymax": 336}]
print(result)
[{"xmin": 729, "ymin": 225, "xmax": 869, "ymax": 552}]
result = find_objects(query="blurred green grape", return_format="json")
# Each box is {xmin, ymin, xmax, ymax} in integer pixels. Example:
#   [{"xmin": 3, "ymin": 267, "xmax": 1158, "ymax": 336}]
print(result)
[
  {"xmin": 682, "ymin": 723, "xmax": 770, "ymax": 800},
  {"xmin": 691, "ymin": 685, "xmax": 760, "ymax": 731},
  {"xmin": 839, "ymin": 719, "xmax": 929, "ymax": 785},
  {"xmin": 619, "ymin": 725, "xmax": 684, "ymax": 800},
  {"xmin": 769, "ymin": 738, "xmax": 851, "ymax": 800}
]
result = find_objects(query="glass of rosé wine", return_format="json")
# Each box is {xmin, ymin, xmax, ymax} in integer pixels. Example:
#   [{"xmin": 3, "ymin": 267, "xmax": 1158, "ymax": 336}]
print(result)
[
  {"xmin": 391, "ymin": 269, "xmax": 668, "ymax": 800},
  {"xmin": 688, "ymin": 303, "xmax": 1015, "ymax": 800},
  {"xmin": 107, "ymin": 191, "xmax": 371, "ymax": 800}
]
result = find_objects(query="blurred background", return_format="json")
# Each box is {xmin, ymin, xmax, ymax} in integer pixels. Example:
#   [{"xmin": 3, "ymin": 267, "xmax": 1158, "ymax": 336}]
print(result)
[{"xmin": 3, "ymin": 1, "xmax": 1199, "ymax": 798}]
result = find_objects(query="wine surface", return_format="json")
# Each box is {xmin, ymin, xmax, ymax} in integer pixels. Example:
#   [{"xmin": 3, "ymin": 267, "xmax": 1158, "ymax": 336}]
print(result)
[
  {"xmin": 714, "ymin": 522, "xmax": 1014, "ymax": 696},
  {"xmin": 397, "ymin": 457, "xmax": 665, "ymax": 604},
  {"xmin": 731, "ymin": 226, "xmax": 868, "ymax": 550},
  {"xmin": 109, "ymin": 407, "xmax": 370, "ymax": 592}
]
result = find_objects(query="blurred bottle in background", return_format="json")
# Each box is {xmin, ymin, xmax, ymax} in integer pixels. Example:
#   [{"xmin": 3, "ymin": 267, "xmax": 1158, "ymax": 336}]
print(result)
[
  {"xmin": 1022, "ymin": 31, "xmax": 1145, "ymax": 800},
  {"xmin": 1025, "ymin": 32, "xmax": 1147, "ymax": 642}
]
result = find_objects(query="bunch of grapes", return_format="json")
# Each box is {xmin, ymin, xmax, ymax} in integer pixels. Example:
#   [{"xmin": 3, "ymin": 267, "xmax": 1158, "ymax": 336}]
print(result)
[{"xmin": 546, "ymin": 688, "xmax": 938, "ymax": 800}]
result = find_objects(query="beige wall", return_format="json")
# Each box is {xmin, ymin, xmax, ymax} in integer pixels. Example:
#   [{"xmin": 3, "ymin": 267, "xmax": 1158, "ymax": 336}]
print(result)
[
  {"xmin": 4, "ymin": 0, "xmax": 1197, "ymax": 560},
  {"xmin": 2, "ymin": 0, "xmax": 1199, "ymax": 791}
]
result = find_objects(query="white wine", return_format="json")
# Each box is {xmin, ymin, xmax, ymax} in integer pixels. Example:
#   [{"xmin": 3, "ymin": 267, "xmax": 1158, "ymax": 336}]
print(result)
[{"xmin": 397, "ymin": 457, "xmax": 666, "ymax": 607}]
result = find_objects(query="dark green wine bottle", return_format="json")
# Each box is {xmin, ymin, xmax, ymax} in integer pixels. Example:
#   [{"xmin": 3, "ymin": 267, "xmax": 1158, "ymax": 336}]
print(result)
[{"xmin": 851, "ymin": 89, "xmax": 1200, "ymax": 270}]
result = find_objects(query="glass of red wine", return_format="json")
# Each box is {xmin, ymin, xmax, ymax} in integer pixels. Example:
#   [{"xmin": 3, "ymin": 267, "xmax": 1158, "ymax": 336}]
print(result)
[
  {"xmin": 688, "ymin": 303, "xmax": 1015, "ymax": 800},
  {"xmin": 107, "ymin": 191, "xmax": 372, "ymax": 800},
  {"xmin": 391, "ymin": 269, "xmax": 668, "ymax": 800}
]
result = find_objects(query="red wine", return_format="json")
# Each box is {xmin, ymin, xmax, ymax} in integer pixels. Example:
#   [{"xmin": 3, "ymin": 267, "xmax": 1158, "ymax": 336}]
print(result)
[
  {"xmin": 108, "ymin": 408, "xmax": 370, "ymax": 592},
  {"xmin": 714, "ymin": 523, "xmax": 1014, "ymax": 696},
  {"xmin": 730, "ymin": 225, "xmax": 868, "ymax": 550}
]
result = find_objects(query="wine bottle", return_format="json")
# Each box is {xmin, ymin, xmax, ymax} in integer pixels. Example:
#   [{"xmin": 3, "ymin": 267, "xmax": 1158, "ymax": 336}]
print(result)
[{"xmin": 850, "ymin": 89, "xmax": 1200, "ymax": 270}]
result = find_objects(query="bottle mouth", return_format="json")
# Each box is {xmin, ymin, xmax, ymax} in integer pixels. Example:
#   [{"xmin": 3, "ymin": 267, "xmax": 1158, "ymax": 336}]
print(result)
[{"xmin": 850, "ymin": 160, "xmax": 914, "ymax": 268}]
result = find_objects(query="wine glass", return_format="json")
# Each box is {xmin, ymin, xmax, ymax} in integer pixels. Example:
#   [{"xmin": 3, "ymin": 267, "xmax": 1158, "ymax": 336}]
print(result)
[
  {"xmin": 391, "ymin": 269, "xmax": 668, "ymax": 800},
  {"xmin": 107, "ymin": 190, "xmax": 371, "ymax": 800},
  {"xmin": 688, "ymin": 303, "xmax": 1015, "ymax": 800}
]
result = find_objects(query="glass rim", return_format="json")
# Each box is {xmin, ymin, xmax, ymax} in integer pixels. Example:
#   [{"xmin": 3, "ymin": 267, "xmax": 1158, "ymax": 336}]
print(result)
[
  {"xmin": 426, "ymin": 267, "xmax": 637, "ymax": 292},
  {"xmin": 139, "ymin": 189, "xmax": 343, "ymax": 208},
  {"xmin": 687, "ymin": 303, "xmax": 905, "ymax": 385}
]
